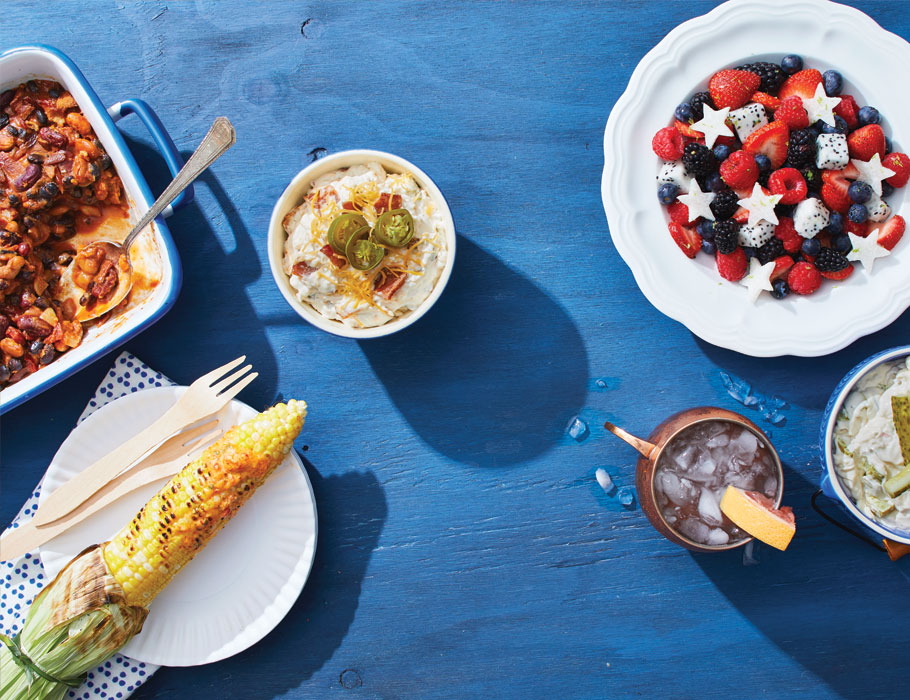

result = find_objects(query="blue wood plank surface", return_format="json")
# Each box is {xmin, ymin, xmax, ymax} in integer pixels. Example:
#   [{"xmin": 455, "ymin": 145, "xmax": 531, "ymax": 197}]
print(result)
[{"xmin": 3, "ymin": 1, "xmax": 910, "ymax": 698}]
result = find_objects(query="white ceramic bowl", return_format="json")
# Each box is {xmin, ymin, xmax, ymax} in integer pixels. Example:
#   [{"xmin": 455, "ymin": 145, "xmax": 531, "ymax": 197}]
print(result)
[
  {"xmin": 268, "ymin": 150, "xmax": 456, "ymax": 338},
  {"xmin": 602, "ymin": 0, "xmax": 910, "ymax": 357}
]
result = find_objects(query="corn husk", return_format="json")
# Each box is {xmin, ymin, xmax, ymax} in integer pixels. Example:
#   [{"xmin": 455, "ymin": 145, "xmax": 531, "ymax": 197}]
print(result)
[{"xmin": 0, "ymin": 546, "xmax": 146, "ymax": 700}]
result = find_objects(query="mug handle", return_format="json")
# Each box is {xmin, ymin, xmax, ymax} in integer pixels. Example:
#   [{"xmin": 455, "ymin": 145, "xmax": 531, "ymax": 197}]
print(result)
[{"xmin": 810, "ymin": 487, "xmax": 886, "ymax": 553}]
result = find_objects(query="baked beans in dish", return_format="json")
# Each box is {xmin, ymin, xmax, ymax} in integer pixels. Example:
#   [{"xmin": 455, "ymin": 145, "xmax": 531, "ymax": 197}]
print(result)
[{"xmin": 0, "ymin": 79, "xmax": 128, "ymax": 388}]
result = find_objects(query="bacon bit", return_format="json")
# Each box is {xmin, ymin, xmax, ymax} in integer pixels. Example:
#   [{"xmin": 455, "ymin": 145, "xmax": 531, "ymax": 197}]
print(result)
[
  {"xmin": 373, "ymin": 192, "xmax": 402, "ymax": 214},
  {"xmin": 308, "ymin": 186, "xmax": 338, "ymax": 214},
  {"xmin": 320, "ymin": 244, "xmax": 347, "ymax": 269},
  {"xmin": 342, "ymin": 201, "xmax": 356, "ymax": 210},
  {"xmin": 374, "ymin": 269, "xmax": 407, "ymax": 300},
  {"xmin": 292, "ymin": 261, "xmax": 316, "ymax": 276},
  {"xmin": 90, "ymin": 259, "xmax": 119, "ymax": 301}
]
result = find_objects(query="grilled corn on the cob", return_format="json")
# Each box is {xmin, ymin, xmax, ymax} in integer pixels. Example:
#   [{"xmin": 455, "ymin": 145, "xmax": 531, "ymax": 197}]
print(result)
[{"xmin": 1, "ymin": 400, "xmax": 307, "ymax": 699}]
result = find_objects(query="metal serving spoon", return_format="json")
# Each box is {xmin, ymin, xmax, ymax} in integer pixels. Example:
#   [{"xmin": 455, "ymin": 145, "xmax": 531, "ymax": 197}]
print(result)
[{"xmin": 63, "ymin": 116, "xmax": 236, "ymax": 322}]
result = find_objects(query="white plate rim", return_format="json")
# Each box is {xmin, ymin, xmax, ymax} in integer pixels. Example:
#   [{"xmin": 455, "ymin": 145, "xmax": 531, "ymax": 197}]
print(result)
[
  {"xmin": 602, "ymin": 0, "xmax": 910, "ymax": 357},
  {"xmin": 37, "ymin": 386, "xmax": 317, "ymax": 667}
]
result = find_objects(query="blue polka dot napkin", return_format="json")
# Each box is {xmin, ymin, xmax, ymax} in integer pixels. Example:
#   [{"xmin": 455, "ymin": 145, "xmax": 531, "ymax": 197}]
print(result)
[{"xmin": 1, "ymin": 352, "xmax": 167, "ymax": 698}]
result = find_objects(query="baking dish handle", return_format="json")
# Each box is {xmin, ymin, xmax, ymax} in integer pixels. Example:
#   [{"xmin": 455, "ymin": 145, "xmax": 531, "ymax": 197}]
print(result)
[{"xmin": 107, "ymin": 98, "xmax": 194, "ymax": 218}]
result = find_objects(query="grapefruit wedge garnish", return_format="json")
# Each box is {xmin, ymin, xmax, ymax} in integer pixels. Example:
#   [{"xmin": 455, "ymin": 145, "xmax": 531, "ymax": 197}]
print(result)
[{"xmin": 720, "ymin": 486, "xmax": 795, "ymax": 551}]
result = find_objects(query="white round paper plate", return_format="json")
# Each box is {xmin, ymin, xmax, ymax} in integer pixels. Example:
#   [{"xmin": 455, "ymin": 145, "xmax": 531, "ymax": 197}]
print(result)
[
  {"xmin": 602, "ymin": 0, "xmax": 910, "ymax": 357},
  {"xmin": 38, "ymin": 386, "xmax": 317, "ymax": 667}
]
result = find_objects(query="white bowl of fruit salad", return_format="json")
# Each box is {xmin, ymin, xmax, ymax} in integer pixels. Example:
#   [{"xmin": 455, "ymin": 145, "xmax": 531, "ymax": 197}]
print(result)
[
  {"xmin": 602, "ymin": 0, "xmax": 910, "ymax": 357},
  {"xmin": 268, "ymin": 150, "xmax": 456, "ymax": 338}
]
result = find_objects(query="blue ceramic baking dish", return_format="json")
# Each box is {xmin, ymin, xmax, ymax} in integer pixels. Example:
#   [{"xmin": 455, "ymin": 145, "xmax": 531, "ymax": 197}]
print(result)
[
  {"xmin": 0, "ymin": 44, "xmax": 192, "ymax": 414},
  {"xmin": 819, "ymin": 345, "xmax": 910, "ymax": 546}
]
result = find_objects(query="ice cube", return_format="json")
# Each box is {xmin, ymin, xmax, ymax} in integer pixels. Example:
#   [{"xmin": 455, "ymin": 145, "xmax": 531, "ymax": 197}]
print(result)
[
  {"xmin": 733, "ymin": 430, "xmax": 758, "ymax": 455},
  {"xmin": 763, "ymin": 476, "xmax": 778, "ymax": 497},
  {"xmin": 595, "ymin": 379, "xmax": 607, "ymax": 388},
  {"xmin": 618, "ymin": 486, "xmax": 635, "ymax": 508},
  {"xmin": 675, "ymin": 445, "xmax": 697, "ymax": 472},
  {"xmin": 678, "ymin": 518, "xmax": 711, "ymax": 544},
  {"xmin": 707, "ymin": 528, "xmax": 730, "ymax": 546},
  {"xmin": 706, "ymin": 433, "xmax": 730, "ymax": 448},
  {"xmin": 595, "ymin": 468, "xmax": 615, "ymax": 495},
  {"xmin": 742, "ymin": 540, "xmax": 761, "ymax": 566},
  {"xmin": 657, "ymin": 471, "xmax": 690, "ymax": 506},
  {"xmin": 720, "ymin": 371, "xmax": 759, "ymax": 407},
  {"xmin": 698, "ymin": 489, "xmax": 723, "ymax": 526},
  {"xmin": 767, "ymin": 410, "xmax": 787, "ymax": 426},
  {"xmin": 567, "ymin": 417, "xmax": 588, "ymax": 442}
]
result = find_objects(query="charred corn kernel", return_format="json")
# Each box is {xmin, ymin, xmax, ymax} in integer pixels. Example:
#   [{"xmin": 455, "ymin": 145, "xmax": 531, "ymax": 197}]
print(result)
[{"xmin": 102, "ymin": 400, "xmax": 307, "ymax": 606}]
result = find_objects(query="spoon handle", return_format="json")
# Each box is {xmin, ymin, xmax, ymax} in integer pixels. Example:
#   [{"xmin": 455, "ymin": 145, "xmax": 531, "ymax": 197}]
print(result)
[{"xmin": 123, "ymin": 116, "xmax": 236, "ymax": 251}]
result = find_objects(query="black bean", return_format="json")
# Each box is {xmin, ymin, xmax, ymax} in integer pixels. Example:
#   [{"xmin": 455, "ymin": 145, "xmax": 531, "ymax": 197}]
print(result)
[
  {"xmin": 0, "ymin": 365, "xmax": 10, "ymax": 383},
  {"xmin": 27, "ymin": 153, "xmax": 44, "ymax": 164},
  {"xmin": 40, "ymin": 182, "xmax": 59, "ymax": 198},
  {"xmin": 22, "ymin": 216, "xmax": 37, "ymax": 228},
  {"xmin": 100, "ymin": 154, "xmax": 113, "ymax": 170},
  {"xmin": 48, "ymin": 87, "xmax": 61, "ymax": 98},
  {"xmin": 7, "ymin": 125, "xmax": 21, "ymax": 137},
  {"xmin": 56, "ymin": 252, "xmax": 73, "ymax": 266},
  {"xmin": 7, "ymin": 358, "xmax": 22, "ymax": 372},
  {"xmin": 26, "ymin": 191, "xmax": 38, "ymax": 200},
  {"xmin": 88, "ymin": 162, "xmax": 100, "ymax": 181},
  {"xmin": 19, "ymin": 269, "xmax": 34, "ymax": 282},
  {"xmin": 29, "ymin": 339, "xmax": 44, "ymax": 354},
  {"xmin": 7, "ymin": 194, "xmax": 19, "ymax": 206},
  {"xmin": 0, "ymin": 90, "xmax": 14, "ymax": 109},
  {"xmin": 39, "ymin": 344, "xmax": 55, "ymax": 365},
  {"xmin": 25, "ymin": 80, "xmax": 38, "ymax": 93},
  {"xmin": 34, "ymin": 296, "xmax": 49, "ymax": 310},
  {"xmin": 0, "ymin": 114, "xmax": 8, "ymax": 129},
  {"xmin": 34, "ymin": 106, "xmax": 48, "ymax": 126},
  {"xmin": 63, "ymin": 175, "xmax": 74, "ymax": 186},
  {"xmin": 1, "ymin": 231, "xmax": 21, "ymax": 246}
]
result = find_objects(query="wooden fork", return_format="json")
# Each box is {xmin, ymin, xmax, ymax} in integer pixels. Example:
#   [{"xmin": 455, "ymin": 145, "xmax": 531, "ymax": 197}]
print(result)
[
  {"xmin": 0, "ymin": 421, "xmax": 223, "ymax": 561},
  {"xmin": 32, "ymin": 356, "xmax": 257, "ymax": 527}
]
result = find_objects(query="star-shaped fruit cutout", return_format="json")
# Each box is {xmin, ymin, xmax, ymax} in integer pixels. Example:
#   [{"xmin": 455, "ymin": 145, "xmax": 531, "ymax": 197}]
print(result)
[
  {"xmin": 690, "ymin": 104, "xmax": 733, "ymax": 149},
  {"xmin": 847, "ymin": 230, "xmax": 890, "ymax": 271},
  {"xmin": 739, "ymin": 258, "xmax": 776, "ymax": 303},
  {"xmin": 737, "ymin": 182, "xmax": 782, "ymax": 226},
  {"xmin": 678, "ymin": 179, "xmax": 716, "ymax": 221},
  {"xmin": 852, "ymin": 153, "xmax": 896, "ymax": 196},
  {"xmin": 802, "ymin": 83, "xmax": 841, "ymax": 127}
]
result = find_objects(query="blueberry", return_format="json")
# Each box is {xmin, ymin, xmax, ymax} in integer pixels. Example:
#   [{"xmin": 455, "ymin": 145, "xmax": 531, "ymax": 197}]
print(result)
[
  {"xmin": 857, "ymin": 106, "xmax": 880, "ymax": 126},
  {"xmin": 882, "ymin": 181, "xmax": 894, "ymax": 197},
  {"xmin": 706, "ymin": 172, "xmax": 727, "ymax": 193},
  {"xmin": 675, "ymin": 103, "xmax": 694, "ymax": 122},
  {"xmin": 713, "ymin": 143, "xmax": 732, "ymax": 162},
  {"xmin": 658, "ymin": 183, "xmax": 679, "ymax": 205},
  {"xmin": 806, "ymin": 122, "xmax": 823, "ymax": 138},
  {"xmin": 806, "ymin": 191, "xmax": 821, "ymax": 199},
  {"xmin": 848, "ymin": 181, "xmax": 872, "ymax": 203},
  {"xmin": 697, "ymin": 220, "xmax": 715, "ymax": 238},
  {"xmin": 771, "ymin": 279, "xmax": 790, "ymax": 299},
  {"xmin": 834, "ymin": 233, "xmax": 852, "ymax": 253},
  {"xmin": 744, "ymin": 246, "xmax": 757, "ymax": 259},
  {"xmin": 781, "ymin": 55, "xmax": 803, "ymax": 74},
  {"xmin": 884, "ymin": 137, "xmax": 892, "ymax": 155},
  {"xmin": 754, "ymin": 154, "xmax": 772, "ymax": 172},
  {"xmin": 821, "ymin": 115, "xmax": 848, "ymax": 135},
  {"xmin": 802, "ymin": 237, "xmax": 821, "ymax": 256},
  {"xmin": 823, "ymin": 70, "xmax": 843, "ymax": 96},
  {"xmin": 828, "ymin": 212, "xmax": 844, "ymax": 235},
  {"xmin": 848, "ymin": 203, "xmax": 868, "ymax": 223},
  {"xmin": 701, "ymin": 239, "xmax": 717, "ymax": 255}
]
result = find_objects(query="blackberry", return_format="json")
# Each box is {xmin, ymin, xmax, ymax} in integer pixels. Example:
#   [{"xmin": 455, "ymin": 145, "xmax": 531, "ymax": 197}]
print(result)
[
  {"xmin": 713, "ymin": 220, "xmax": 739, "ymax": 255},
  {"xmin": 737, "ymin": 61, "xmax": 786, "ymax": 94},
  {"xmin": 688, "ymin": 91, "xmax": 714, "ymax": 122},
  {"xmin": 681, "ymin": 143, "xmax": 716, "ymax": 178},
  {"xmin": 710, "ymin": 190, "xmax": 739, "ymax": 220},
  {"xmin": 756, "ymin": 237, "xmax": 785, "ymax": 265},
  {"xmin": 786, "ymin": 129, "xmax": 816, "ymax": 169},
  {"xmin": 801, "ymin": 166, "xmax": 822, "ymax": 193},
  {"xmin": 814, "ymin": 247, "xmax": 849, "ymax": 272}
]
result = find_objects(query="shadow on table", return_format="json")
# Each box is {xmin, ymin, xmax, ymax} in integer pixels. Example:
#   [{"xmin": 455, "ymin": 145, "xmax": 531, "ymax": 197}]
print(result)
[
  {"xmin": 118, "ymin": 137, "xmax": 279, "ymax": 405},
  {"xmin": 690, "ymin": 461, "xmax": 910, "ymax": 699},
  {"xmin": 693, "ymin": 308, "xmax": 910, "ymax": 413},
  {"xmin": 360, "ymin": 235, "xmax": 588, "ymax": 468},
  {"xmin": 133, "ymin": 457, "xmax": 387, "ymax": 699}
]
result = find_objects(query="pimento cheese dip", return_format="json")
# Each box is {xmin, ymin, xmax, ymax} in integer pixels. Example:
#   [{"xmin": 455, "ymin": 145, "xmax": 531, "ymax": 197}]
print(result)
[{"xmin": 282, "ymin": 162, "xmax": 447, "ymax": 328}]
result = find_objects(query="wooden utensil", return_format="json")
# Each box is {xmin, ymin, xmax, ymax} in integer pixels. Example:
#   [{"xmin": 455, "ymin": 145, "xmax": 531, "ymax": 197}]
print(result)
[
  {"xmin": 31, "ymin": 356, "xmax": 257, "ymax": 527},
  {"xmin": 0, "ymin": 421, "xmax": 222, "ymax": 562}
]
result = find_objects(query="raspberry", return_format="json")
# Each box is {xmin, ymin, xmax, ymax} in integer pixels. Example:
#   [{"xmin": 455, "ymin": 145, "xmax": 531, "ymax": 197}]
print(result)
[
  {"xmin": 883, "ymin": 152, "xmax": 910, "ymax": 188},
  {"xmin": 834, "ymin": 94, "xmax": 860, "ymax": 130},
  {"xmin": 774, "ymin": 217, "xmax": 803, "ymax": 253},
  {"xmin": 788, "ymin": 261, "xmax": 822, "ymax": 294},
  {"xmin": 716, "ymin": 247, "xmax": 747, "ymax": 281},
  {"xmin": 652, "ymin": 126, "xmax": 685, "ymax": 160},
  {"xmin": 720, "ymin": 151, "xmax": 759, "ymax": 190},
  {"xmin": 774, "ymin": 96, "xmax": 809, "ymax": 129},
  {"xmin": 768, "ymin": 167, "xmax": 808, "ymax": 204}
]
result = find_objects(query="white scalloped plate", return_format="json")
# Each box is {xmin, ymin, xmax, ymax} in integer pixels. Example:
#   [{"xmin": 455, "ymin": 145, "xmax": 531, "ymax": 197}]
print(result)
[
  {"xmin": 602, "ymin": 0, "xmax": 910, "ymax": 357},
  {"xmin": 38, "ymin": 387, "xmax": 317, "ymax": 667}
]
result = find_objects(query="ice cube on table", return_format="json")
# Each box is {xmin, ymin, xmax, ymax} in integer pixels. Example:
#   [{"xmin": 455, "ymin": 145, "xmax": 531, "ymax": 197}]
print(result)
[
  {"xmin": 618, "ymin": 486, "xmax": 635, "ymax": 508},
  {"xmin": 567, "ymin": 417, "xmax": 588, "ymax": 441},
  {"xmin": 767, "ymin": 410, "xmax": 786, "ymax": 426},
  {"xmin": 742, "ymin": 540, "xmax": 761, "ymax": 566},
  {"xmin": 698, "ymin": 488, "xmax": 723, "ymax": 525},
  {"xmin": 595, "ymin": 379, "xmax": 607, "ymax": 388},
  {"xmin": 707, "ymin": 528, "xmax": 730, "ymax": 546},
  {"xmin": 720, "ymin": 371, "xmax": 759, "ymax": 406},
  {"xmin": 595, "ymin": 468, "xmax": 615, "ymax": 494}
]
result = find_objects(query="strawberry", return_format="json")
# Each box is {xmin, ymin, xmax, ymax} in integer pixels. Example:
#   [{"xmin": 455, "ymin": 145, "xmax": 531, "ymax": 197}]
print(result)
[
  {"xmin": 652, "ymin": 126, "xmax": 685, "ymax": 160},
  {"xmin": 716, "ymin": 247, "xmax": 747, "ymax": 281},
  {"xmin": 771, "ymin": 255, "xmax": 795, "ymax": 282},
  {"xmin": 719, "ymin": 150, "xmax": 759, "ymax": 190},
  {"xmin": 834, "ymin": 94, "xmax": 860, "ymax": 130},
  {"xmin": 667, "ymin": 201, "xmax": 697, "ymax": 226},
  {"xmin": 774, "ymin": 217, "xmax": 803, "ymax": 253},
  {"xmin": 768, "ymin": 167, "xmax": 807, "ymax": 204},
  {"xmin": 751, "ymin": 91, "xmax": 781, "ymax": 110},
  {"xmin": 788, "ymin": 261, "xmax": 822, "ymax": 294},
  {"xmin": 709, "ymin": 69, "xmax": 761, "ymax": 110},
  {"xmin": 774, "ymin": 95, "xmax": 810, "ymax": 129},
  {"xmin": 820, "ymin": 264, "xmax": 854, "ymax": 281},
  {"xmin": 847, "ymin": 124, "xmax": 886, "ymax": 161},
  {"xmin": 743, "ymin": 121, "xmax": 789, "ymax": 169},
  {"xmin": 668, "ymin": 222, "xmax": 701, "ymax": 258},
  {"xmin": 778, "ymin": 69, "xmax": 823, "ymax": 100},
  {"xmin": 876, "ymin": 215, "xmax": 905, "ymax": 250},
  {"xmin": 733, "ymin": 206, "xmax": 750, "ymax": 224},
  {"xmin": 675, "ymin": 119, "xmax": 701, "ymax": 139},
  {"xmin": 845, "ymin": 219, "xmax": 869, "ymax": 237},
  {"xmin": 883, "ymin": 152, "xmax": 910, "ymax": 188},
  {"xmin": 821, "ymin": 179, "xmax": 851, "ymax": 214}
]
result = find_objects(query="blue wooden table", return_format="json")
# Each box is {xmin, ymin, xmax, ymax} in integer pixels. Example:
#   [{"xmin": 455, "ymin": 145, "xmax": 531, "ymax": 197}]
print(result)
[{"xmin": 3, "ymin": 2, "xmax": 910, "ymax": 698}]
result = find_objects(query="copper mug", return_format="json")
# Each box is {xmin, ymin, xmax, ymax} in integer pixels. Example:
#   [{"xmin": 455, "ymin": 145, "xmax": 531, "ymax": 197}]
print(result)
[{"xmin": 604, "ymin": 407, "xmax": 784, "ymax": 553}]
